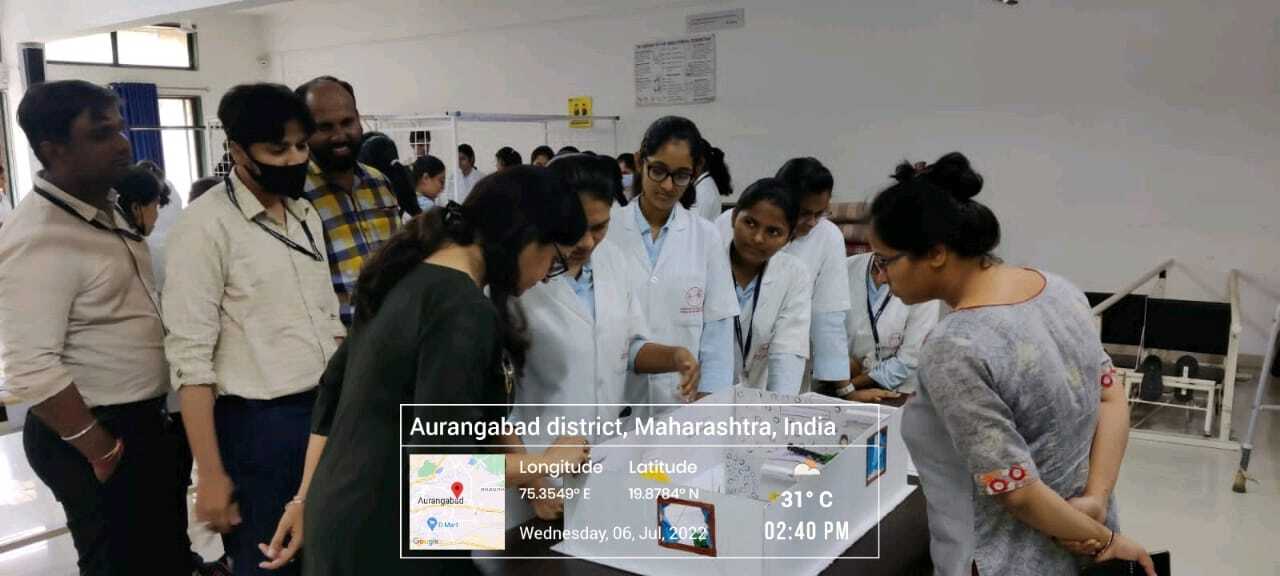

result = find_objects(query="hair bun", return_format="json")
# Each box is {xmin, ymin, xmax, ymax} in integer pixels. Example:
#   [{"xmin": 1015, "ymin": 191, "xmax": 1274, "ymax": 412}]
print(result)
[
  {"xmin": 891, "ymin": 161, "xmax": 917, "ymax": 184},
  {"xmin": 927, "ymin": 152, "xmax": 983, "ymax": 201}
]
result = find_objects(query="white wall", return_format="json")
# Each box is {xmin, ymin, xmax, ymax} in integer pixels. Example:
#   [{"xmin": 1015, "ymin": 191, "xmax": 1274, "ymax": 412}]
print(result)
[
  {"xmin": 0, "ymin": 0, "xmax": 274, "ymax": 205},
  {"xmin": 257, "ymin": 0, "xmax": 1280, "ymax": 354}
]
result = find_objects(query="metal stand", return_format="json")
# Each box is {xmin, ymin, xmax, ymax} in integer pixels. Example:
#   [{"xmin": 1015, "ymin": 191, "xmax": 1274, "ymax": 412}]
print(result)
[
  {"xmin": 1092, "ymin": 262, "xmax": 1242, "ymax": 449},
  {"xmin": 1233, "ymin": 303, "xmax": 1280, "ymax": 493}
]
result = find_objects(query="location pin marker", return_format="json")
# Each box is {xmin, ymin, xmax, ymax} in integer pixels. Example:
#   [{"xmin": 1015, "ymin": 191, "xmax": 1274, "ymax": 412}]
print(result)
[
  {"xmin": 451, "ymin": 481, "xmax": 464, "ymax": 499},
  {"xmin": 427, "ymin": 517, "xmax": 437, "ymax": 531}
]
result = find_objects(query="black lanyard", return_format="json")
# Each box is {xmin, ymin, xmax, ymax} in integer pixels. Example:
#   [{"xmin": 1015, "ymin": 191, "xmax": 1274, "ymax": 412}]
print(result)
[
  {"xmin": 34, "ymin": 186, "xmax": 164, "ymax": 328},
  {"xmin": 734, "ymin": 251, "xmax": 767, "ymax": 371},
  {"xmin": 225, "ymin": 176, "xmax": 323, "ymax": 262},
  {"xmin": 866, "ymin": 263, "xmax": 892, "ymax": 356},
  {"xmin": 35, "ymin": 187, "xmax": 143, "ymax": 241}
]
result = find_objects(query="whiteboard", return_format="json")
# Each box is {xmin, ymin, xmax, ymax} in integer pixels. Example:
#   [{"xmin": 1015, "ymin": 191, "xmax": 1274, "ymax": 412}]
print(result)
[{"xmin": 634, "ymin": 34, "xmax": 716, "ymax": 107}]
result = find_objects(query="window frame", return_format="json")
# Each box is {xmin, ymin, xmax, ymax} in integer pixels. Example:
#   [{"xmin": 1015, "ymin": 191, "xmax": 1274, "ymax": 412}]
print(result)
[
  {"xmin": 156, "ymin": 95, "xmax": 209, "ymax": 184},
  {"xmin": 46, "ymin": 25, "xmax": 199, "ymax": 71}
]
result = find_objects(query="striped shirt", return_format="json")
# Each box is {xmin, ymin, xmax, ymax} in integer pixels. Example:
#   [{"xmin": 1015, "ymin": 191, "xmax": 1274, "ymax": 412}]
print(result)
[{"xmin": 304, "ymin": 161, "xmax": 402, "ymax": 326}]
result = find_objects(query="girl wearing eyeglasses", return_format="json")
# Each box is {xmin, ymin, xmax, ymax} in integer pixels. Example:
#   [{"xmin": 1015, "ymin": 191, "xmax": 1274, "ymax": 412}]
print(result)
[
  {"xmin": 722, "ymin": 178, "xmax": 813, "ymax": 392},
  {"xmin": 871, "ymin": 152, "xmax": 1155, "ymax": 576},
  {"xmin": 611, "ymin": 116, "xmax": 738, "ymax": 414},
  {"xmin": 510, "ymin": 154, "xmax": 701, "ymax": 524},
  {"xmin": 840, "ymin": 247, "xmax": 941, "ymax": 403}
]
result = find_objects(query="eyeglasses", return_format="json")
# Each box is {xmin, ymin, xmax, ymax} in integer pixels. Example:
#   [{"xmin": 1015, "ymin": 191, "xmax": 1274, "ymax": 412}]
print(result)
[
  {"xmin": 645, "ymin": 164, "xmax": 695, "ymax": 188},
  {"xmin": 871, "ymin": 252, "xmax": 908, "ymax": 274},
  {"xmin": 545, "ymin": 245, "xmax": 569, "ymax": 280}
]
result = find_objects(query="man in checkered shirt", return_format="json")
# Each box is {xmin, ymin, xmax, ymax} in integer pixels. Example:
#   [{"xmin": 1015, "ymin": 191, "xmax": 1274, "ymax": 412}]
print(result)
[{"xmin": 296, "ymin": 76, "xmax": 402, "ymax": 326}]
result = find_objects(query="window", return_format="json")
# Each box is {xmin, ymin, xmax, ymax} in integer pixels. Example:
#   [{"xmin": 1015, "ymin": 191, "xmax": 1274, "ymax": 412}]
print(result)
[
  {"xmin": 45, "ymin": 25, "xmax": 197, "ymax": 70},
  {"xmin": 44, "ymin": 33, "xmax": 114, "ymax": 65},
  {"xmin": 157, "ymin": 97, "xmax": 205, "ymax": 204}
]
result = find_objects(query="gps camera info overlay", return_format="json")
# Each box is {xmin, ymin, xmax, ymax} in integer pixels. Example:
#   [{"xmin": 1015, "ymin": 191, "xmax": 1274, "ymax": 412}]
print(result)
[{"xmin": 398, "ymin": 387, "xmax": 914, "ymax": 575}]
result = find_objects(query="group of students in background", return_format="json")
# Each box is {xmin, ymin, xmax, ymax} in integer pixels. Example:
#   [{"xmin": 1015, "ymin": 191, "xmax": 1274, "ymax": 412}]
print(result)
[{"xmin": 0, "ymin": 74, "xmax": 1157, "ymax": 576}]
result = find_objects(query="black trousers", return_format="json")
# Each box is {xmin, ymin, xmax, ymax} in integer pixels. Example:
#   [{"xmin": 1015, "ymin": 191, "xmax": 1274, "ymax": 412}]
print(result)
[
  {"xmin": 214, "ymin": 390, "xmax": 314, "ymax": 576},
  {"xmin": 23, "ymin": 396, "xmax": 194, "ymax": 576}
]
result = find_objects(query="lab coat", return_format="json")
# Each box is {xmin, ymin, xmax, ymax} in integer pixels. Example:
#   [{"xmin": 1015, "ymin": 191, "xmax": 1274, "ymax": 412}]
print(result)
[
  {"xmin": 725, "ymin": 240, "xmax": 813, "ymax": 391},
  {"xmin": 512, "ymin": 240, "xmax": 647, "ymax": 444},
  {"xmin": 717, "ymin": 212, "xmax": 851, "ymax": 384},
  {"xmin": 612, "ymin": 201, "xmax": 738, "ymax": 411},
  {"xmin": 844, "ymin": 253, "xmax": 940, "ymax": 393},
  {"xmin": 692, "ymin": 174, "xmax": 722, "ymax": 222}
]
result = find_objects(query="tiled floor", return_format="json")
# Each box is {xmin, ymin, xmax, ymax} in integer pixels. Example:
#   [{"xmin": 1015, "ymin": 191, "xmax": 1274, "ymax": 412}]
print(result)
[{"xmin": 1, "ymin": 377, "xmax": 1277, "ymax": 575}]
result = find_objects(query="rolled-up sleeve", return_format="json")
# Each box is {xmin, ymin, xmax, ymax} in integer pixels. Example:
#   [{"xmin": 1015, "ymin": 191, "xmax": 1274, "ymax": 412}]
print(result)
[
  {"xmin": 161, "ymin": 215, "xmax": 225, "ymax": 389},
  {"xmin": 766, "ymin": 353, "xmax": 807, "ymax": 394},
  {"xmin": 0, "ymin": 237, "xmax": 79, "ymax": 405},
  {"xmin": 870, "ymin": 299, "xmax": 941, "ymax": 390},
  {"xmin": 697, "ymin": 317, "xmax": 734, "ymax": 393},
  {"xmin": 811, "ymin": 311, "xmax": 851, "ymax": 380}
]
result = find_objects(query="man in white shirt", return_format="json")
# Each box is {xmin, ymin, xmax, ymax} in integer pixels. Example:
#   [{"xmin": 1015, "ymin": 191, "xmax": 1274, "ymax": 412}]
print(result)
[
  {"xmin": 163, "ymin": 83, "xmax": 344, "ymax": 576},
  {"xmin": 456, "ymin": 143, "xmax": 485, "ymax": 202},
  {"xmin": 0, "ymin": 80, "xmax": 193, "ymax": 575}
]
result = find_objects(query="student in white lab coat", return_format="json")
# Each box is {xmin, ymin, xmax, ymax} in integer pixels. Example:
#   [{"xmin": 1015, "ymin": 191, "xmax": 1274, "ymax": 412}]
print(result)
[
  {"xmin": 842, "ymin": 251, "xmax": 940, "ymax": 400},
  {"xmin": 612, "ymin": 116, "xmax": 738, "ymax": 412},
  {"xmin": 722, "ymin": 178, "xmax": 812, "ymax": 393},
  {"xmin": 691, "ymin": 141, "xmax": 731, "ymax": 221},
  {"xmin": 718, "ymin": 157, "xmax": 852, "ymax": 394},
  {"xmin": 512, "ymin": 154, "xmax": 701, "ymax": 520}
]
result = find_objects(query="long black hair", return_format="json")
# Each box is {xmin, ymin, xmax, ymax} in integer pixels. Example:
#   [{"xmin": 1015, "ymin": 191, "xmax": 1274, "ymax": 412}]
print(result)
[
  {"xmin": 699, "ymin": 140, "xmax": 733, "ymax": 197},
  {"xmin": 360, "ymin": 131, "xmax": 420, "ymax": 217},
  {"xmin": 870, "ymin": 152, "xmax": 999, "ymax": 263},
  {"xmin": 634, "ymin": 116, "xmax": 706, "ymax": 208},
  {"xmin": 354, "ymin": 166, "xmax": 586, "ymax": 370}
]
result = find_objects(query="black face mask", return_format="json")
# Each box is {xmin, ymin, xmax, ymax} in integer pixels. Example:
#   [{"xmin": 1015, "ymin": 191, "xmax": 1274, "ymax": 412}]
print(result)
[{"xmin": 246, "ymin": 154, "xmax": 310, "ymax": 200}]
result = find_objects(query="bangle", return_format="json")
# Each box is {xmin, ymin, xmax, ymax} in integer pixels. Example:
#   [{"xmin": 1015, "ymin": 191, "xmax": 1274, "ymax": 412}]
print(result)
[
  {"xmin": 834, "ymin": 383, "xmax": 857, "ymax": 398},
  {"xmin": 1095, "ymin": 529, "xmax": 1116, "ymax": 559},
  {"xmin": 285, "ymin": 495, "xmax": 305, "ymax": 508},
  {"xmin": 91, "ymin": 438, "xmax": 123, "ymax": 464},
  {"xmin": 61, "ymin": 420, "xmax": 99, "ymax": 442}
]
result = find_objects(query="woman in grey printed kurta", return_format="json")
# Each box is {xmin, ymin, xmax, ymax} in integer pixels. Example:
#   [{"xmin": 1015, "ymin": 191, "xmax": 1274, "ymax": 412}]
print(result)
[{"xmin": 865, "ymin": 153, "xmax": 1156, "ymax": 576}]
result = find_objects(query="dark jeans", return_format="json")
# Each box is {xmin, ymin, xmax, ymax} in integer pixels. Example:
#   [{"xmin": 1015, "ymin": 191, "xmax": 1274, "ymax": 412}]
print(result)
[
  {"xmin": 215, "ymin": 390, "xmax": 314, "ymax": 576},
  {"xmin": 23, "ymin": 396, "xmax": 193, "ymax": 576}
]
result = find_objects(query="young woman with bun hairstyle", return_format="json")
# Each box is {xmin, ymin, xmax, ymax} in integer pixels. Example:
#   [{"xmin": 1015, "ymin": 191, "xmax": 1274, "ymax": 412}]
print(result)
[{"xmin": 870, "ymin": 152, "xmax": 1155, "ymax": 576}]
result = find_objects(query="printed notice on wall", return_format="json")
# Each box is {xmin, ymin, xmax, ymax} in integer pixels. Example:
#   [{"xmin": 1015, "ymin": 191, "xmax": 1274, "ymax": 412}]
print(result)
[{"xmin": 634, "ymin": 34, "xmax": 716, "ymax": 107}]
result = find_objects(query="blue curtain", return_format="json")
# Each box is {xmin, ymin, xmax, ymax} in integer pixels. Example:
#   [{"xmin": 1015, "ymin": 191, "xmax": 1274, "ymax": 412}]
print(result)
[{"xmin": 110, "ymin": 82, "xmax": 165, "ymax": 170}]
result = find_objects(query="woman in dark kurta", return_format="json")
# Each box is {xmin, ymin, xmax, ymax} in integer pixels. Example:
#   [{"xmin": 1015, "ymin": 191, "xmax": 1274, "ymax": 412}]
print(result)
[{"xmin": 284, "ymin": 167, "xmax": 586, "ymax": 576}]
